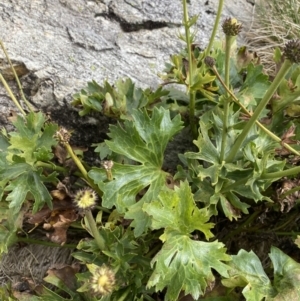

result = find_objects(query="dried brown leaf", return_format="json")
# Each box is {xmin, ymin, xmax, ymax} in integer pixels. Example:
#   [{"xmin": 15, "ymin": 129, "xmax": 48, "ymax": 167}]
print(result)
[
  {"xmin": 53, "ymin": 144, "xmax": 68, "ymax": 164},
  {"xmin": 45, "ymin": 209, "xmax": 78, "ymax": 245},
  {"xmin": 281, "ymin": 125, "xmax": 297, "ymax": 144},
  {"xmin": 46, "ymin": 263, "xmax": 80, "ymax": 290},
  {"xmin": 276, "ymin": 178, "xmax": 300, "ymax": 212}
]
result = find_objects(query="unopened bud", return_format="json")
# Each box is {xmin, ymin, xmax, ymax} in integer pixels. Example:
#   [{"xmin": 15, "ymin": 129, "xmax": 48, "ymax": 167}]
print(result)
[{"xmin": 222, "ymin": 17, "xmax": 242, "ymax": 36}]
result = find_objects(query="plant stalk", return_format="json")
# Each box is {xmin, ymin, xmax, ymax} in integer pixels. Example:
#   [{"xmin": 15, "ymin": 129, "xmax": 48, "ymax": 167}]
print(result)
[
  {"xmin": 211, "ymin": 64, "xmax": 300, "ymax": 156},
  {"xmin": 0, "ymin": 40, "xmax": 34, "ymax": 113},
  {"xmin": 189, "ymin": 91, "xmax": 197, "ymax": 138},
  {"xmin": 226, "ymin": 59, "xmax": 293, "ymax": 162},
  {"xmin": 261, "ymin": 165, "xmax": 300, "ymax": 179},
  {"xmin": 36, "ymin": 161, "xmax": 67, "ymax": 174},
  {"xmin": 222, "ymin": 165, "xmax": 300, "ymax": 192},
  {"xmin": 85, "ymin": 209, "xmax": 106, "ymax": 251},
  {"xmin": 221, "ymin": 177, "xmax": 249, "ymax": 193},
  {"xmin": 220, "ymin": 35, "xmax": 234, "ymax": 162},
  {"xmin": 205, "ymin": 0, "xmax": 224, "ymax": 55},
  {"xmin": 64, "ymin": 142, "xmax": 103, "ymax": 196},
  {"xmin": 182, "ymin": 0, "xmax": 197, "ymax": 138},
  {"xmin": 0, "ymin": 73, "xmax": 26, "ymax": 116}
]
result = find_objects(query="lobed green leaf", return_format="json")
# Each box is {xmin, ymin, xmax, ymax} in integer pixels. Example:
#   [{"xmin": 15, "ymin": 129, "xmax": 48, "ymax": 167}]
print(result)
[
  {"xmin": 148, "ymin": 235, "xmax": 231, "ymax": 300},
  {"xmin": 143, "ymin": 181, "xmax": 214, "ymax": 239},
  {"xmin": 89, "ymin": 107, "xmax": 183, "ymax": 236}
]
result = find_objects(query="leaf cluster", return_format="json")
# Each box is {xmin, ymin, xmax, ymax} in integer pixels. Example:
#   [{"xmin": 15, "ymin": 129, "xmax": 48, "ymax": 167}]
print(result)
[
  {"xmin": 2, "ymin": 1, "xmax": 300, "ymax": 300},
  {"xmin": 0, "ymin": 112, "xmax": 58, "ymax": 252},
  {"xmin": 72, "ymin": 78, "xmax": 169, "ymax": 119}
]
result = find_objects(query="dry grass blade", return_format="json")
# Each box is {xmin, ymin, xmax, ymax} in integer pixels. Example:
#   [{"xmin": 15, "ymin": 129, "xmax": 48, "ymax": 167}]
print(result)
[{"xmin": 243, "ymin": 0, "xmax": 300, "ymax": 76}]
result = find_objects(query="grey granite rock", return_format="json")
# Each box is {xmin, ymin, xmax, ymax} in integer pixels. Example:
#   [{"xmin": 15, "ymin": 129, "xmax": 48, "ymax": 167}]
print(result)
[
  {"xmin": 0, "ymin": 0, "xmax": 255, "ymax": 170},
  {"xmin": 0, "ymin": 0, "xmax": 254, "ymax": 111}
]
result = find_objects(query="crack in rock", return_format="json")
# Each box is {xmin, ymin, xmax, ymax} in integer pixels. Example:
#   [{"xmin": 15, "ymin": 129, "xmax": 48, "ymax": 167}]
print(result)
[
  {"xmin": 110, "ymin": 10, "xmax": 179, "ymax": 32},
  {"xmin": 96, "ymin": 8, "xmax": 180, "ymax": 33}
]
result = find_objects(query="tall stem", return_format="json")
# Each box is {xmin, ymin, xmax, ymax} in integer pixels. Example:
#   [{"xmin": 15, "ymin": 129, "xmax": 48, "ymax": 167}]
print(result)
[
  {"xmin": 189, "ymin": 91, "xmax": 197, "ymax": 138},
  {"xmin": 221, "ymin": 164, "xmax": 300, "ymax": 192},
  {"xmin": 0, "ymin": 73, "xmax": 26, "ymax": 116},
  {"xmin": 226, "ymin": 59, "xmax": 293, "ymax": 163},
  {"xmin": 182, "ymin": 0, "xmax": 197, "ymax": 138},
  {"xmin": 211, "ymin": 65, "xmax": 300, "ymax": 156},
  {"xmin": 64, "ymin": 143, "xmax": 103, "ymax": 196},
  {"xmin": 65, "ymin": 143, "xmax": 89, "ymax": 181},
  {"xmin": 206, "ymin": 0, "xmax": 224, "ymax": 55},
  {"xmin": 0, "ymin": 40, "xmax": 34, "ymax": 113},
  {"xmin": 85, "ymin": 209, "xmax": 106, "ymax": 251},
  {"xmin": 261, "ymin": 165, "xmax": 300, "ymax": 180},
  {"xmin": 220, "ymin": 35, "xmax": 234, "ymax": 162}
]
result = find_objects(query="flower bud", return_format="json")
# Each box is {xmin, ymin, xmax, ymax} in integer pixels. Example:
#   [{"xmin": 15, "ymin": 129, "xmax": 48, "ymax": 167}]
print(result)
[
  {"xmin": 222, "ymin": 17, "xmax": 242, "ymax": 36},
  {"xmin": 204, "ymin": 56, "xmax": 216, "ymax": 68},
  {"xmin": 284, "ymin": 39, "xmax": 300, "ymax": 64},
  {"xmin": 54, "ymin": 127, "xmax": 71, "ymax": 145},
  {"xmin": 101, "ymin": 160, "xmax": 114, "ymax": 171}
]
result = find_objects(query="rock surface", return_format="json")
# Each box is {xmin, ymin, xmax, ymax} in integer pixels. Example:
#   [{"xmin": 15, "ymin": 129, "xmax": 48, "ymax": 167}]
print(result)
[{"xmin": 0, "ymin": 0, "xmax": 254, "ymax": 129}]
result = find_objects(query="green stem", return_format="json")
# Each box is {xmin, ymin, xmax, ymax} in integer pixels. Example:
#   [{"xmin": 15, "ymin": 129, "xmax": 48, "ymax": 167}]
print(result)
[
  {"xmin": 65, "ymin": 143, "xmax": 88, "ymax": 180},
  {"xmin": 64, "ymin": 143, "xmax": 103, "ymax": 196},
  {"xmin": 222, "ymin": 164, "xmax": 300, "ymax": 190},
  {"xmin": 226, "ymin": 59, "xmax": 293, "ymax": 163},
  {"xmin": 189, "ymin": 91, "xmax": 197, "ymax": 138},
  {"xmin": 0, "ymin": 40, "xmax": 34, "ymax": 113},
  {"xmin": 36, "ymin": 161, "xmax": 67, "ymax": 174},
  {"xmin": 220, "ymin": 35, "xmax": 234, "ymax": 162},
  {"xmin": 102, "ymin": 160, "xmax": 114, "ymax": 181},
  {"xmin": 224, "ymin": 37, "xmax": 233, "ymax": 93},
  {"xmin": 85, "ymin": 209, "xmax": 106, "ymax": 251},
  {"xmin": 183, "ymin": 0, "xmax": 193, "ymax": 84},
  {"xmin": 261, "ymin": 165, "xmax": 300, "ymax": 179},
  {"xmin": 221, "ymin": 177, "xmax": 248, "ymax": 193},
  {"xmin": 0, "ymin": 73, "xmax": 26, "ymax": 116},
  {"xmin": 106, "ymin": 169, "xmax": 113, "ymax": 181},
  {"xmin": 117, "ymin": 287, "xmax": 131, "ymax": 301},
  {"xmin": 222, "ymin": 165, "xmax": 300, "ymax": 197},
  {"xmin": 211, "ymin": 65, "xmax": 300, "ymax": 156},
  {"xmin": 182, "ymin": 0, "xmax": 197, "ymax": 138},
  {"xmin": 205, "ymin": 0, "xmax": 224, "ymax": 55}
]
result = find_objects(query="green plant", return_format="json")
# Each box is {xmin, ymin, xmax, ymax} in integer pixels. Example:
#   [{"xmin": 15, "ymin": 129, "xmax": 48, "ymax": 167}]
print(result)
[{"xmin": 2, "ymin": 0, "xmax": 300, "ymax": 300}]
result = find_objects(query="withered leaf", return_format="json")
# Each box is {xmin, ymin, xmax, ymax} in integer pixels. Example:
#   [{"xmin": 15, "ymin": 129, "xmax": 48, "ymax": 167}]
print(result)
[
  {"xmin": 45, "ymin": 209, "xmax": 78, "ymax": 245},
  {"xmin": 46, "ymin": 263, "xmax": 80, "ymax": 290}
]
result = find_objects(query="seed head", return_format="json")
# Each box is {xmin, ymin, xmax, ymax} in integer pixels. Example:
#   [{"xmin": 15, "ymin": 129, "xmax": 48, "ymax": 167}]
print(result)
[
  {"xmin": 222, "ymin": 17, "xmax": 242, "ymax": 36},
  {"xmin": 54, "ymin": 127, "xmax": 72, "ymax": 145},
  {"xmin": 88, "ymin": 264, "xmax": 116, "ymax": 296},
  {"xmin": 74, "ymin": 188, "xmax": 98, "ymax": 210},
  {"xmin": 204, "ymin": 56, "xmax": 216, "ymax": 68},
  {"xmin": 101, "ymin": 160, "xmax": 114, "ymax": 171},
  {"xmin": 284, "ymin": 39, "xmax": 300, "ymax": 64}
]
